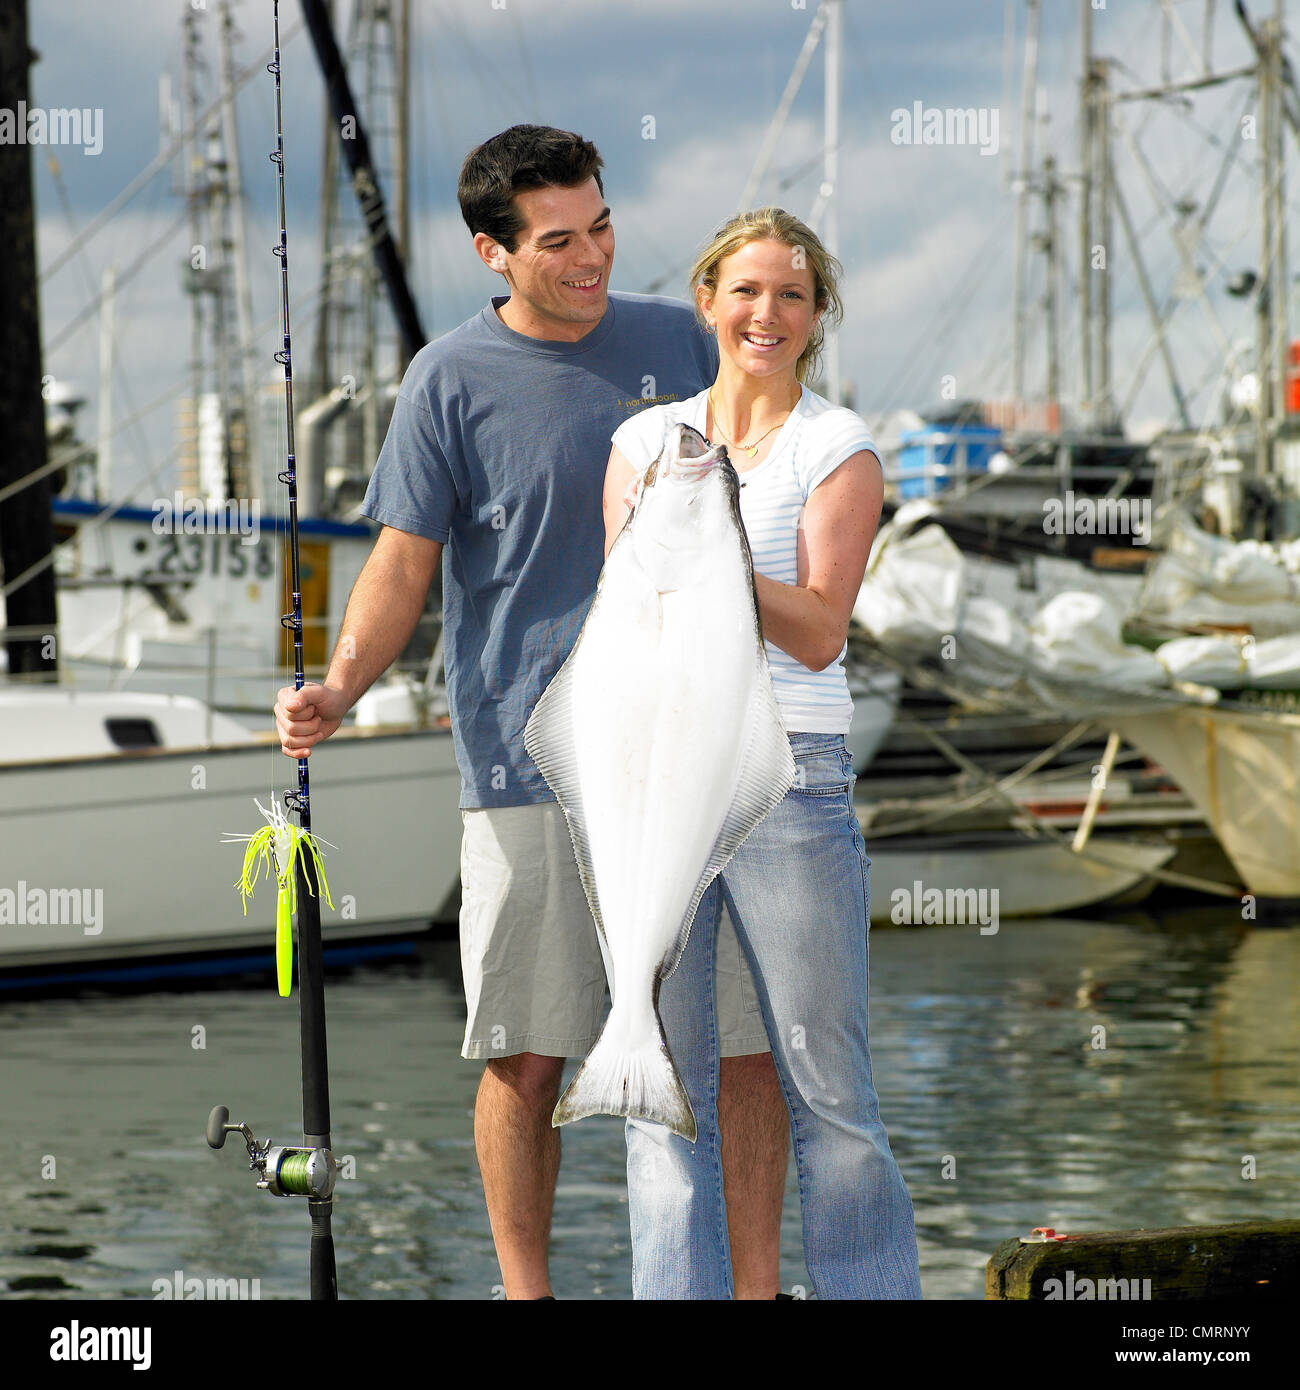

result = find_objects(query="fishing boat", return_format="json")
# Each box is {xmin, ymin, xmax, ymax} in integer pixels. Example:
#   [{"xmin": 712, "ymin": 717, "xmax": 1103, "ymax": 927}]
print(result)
[
  {"xmin": 0, "ymin": 1, "xmax": 469, "ymax": 993},
  {"xmin": 0, "ymin": 686, "xmax": 463, "ymax": 988},
  {"xmin": 849, "ymin": 504, "xmax": 1300, "ymax": 904},
  {"xmin": 837, "ymin": 0, "xmax": 1300, "ymax": 916}
]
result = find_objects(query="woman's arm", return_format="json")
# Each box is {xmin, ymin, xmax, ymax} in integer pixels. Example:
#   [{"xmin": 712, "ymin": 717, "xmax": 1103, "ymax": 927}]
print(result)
[
  {"xmin": 753, "ymin": 451, "xmax": 883, "ymax": 672},
  {"xmin": 602, "ymin": 444, "xmax": 640, "ymax": 558}
]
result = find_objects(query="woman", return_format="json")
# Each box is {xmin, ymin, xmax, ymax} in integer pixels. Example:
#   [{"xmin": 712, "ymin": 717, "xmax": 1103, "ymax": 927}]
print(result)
[{"xmin": 601, "ymin": 207, "xmax": 921, "ymax": 1300}]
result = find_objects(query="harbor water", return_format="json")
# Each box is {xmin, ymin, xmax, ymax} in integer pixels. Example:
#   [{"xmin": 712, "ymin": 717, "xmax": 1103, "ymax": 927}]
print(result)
[{"xmin": 1, "ymin": 907, "xmax": 1297, "ymax": 1300}]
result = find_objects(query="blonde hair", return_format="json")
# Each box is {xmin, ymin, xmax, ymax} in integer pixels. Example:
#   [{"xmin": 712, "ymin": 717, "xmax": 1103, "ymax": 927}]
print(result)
[{"xmin": 689, "ymin": 207, "xmax": 843, "ymax": 385}]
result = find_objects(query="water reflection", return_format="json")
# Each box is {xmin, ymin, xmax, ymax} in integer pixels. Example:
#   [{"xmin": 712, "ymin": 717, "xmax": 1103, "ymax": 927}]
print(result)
[{"xmin": 0, "ymin": 913, "xmax": 1295, "ymax": 1299}]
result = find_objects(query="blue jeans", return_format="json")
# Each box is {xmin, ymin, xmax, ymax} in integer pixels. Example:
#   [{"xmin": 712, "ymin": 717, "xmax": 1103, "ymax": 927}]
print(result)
[{"xmin": 625, "ymin": 733, "xmax": 921, "ymax": 1299}]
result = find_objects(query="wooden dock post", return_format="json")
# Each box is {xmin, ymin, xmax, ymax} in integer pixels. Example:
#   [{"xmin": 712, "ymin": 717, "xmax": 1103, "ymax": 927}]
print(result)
[{"xmin": 986, "ymin": 1221, "xmax": 1300, "ymax": 1300}]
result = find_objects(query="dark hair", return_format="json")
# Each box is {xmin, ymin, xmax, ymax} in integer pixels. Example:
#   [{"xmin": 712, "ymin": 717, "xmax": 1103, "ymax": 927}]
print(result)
[{"xmin": 458, "ymin": 125, "xmax": 605, "ymax": 253}]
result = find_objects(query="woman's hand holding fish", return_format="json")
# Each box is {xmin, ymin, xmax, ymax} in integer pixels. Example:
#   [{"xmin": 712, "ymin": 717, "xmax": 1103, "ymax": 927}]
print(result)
[{"xmin": 603, "ymin": 445, "xmax": 641, "ymax": 557}]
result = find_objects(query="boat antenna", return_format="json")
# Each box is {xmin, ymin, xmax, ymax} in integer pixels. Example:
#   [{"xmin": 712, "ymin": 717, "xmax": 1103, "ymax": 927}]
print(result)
[{"xmin": 206, "ymin": 0, "xmax": 339, "ymax": 1301}]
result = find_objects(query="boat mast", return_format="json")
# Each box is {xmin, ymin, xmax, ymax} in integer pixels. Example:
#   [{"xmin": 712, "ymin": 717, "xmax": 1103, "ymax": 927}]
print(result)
[
  {"xmin": 96, "ymin": 268, "xmax": 115, "ymax": 500},
  {"xmin": 1078, "ymin": 0, "xmax": 1094, "ymax": 425},
  {"xmin": 1096, "ymin": 56, "xmax": 1113, "ymax": 428},
  {"xmin": 823, "ymin": 0, "xmax": 842, "ymax": 404},
  {"xmin": 395, "ymin": 0, "xmax": 410, "ymax": 318},
  {"xmin": 217, "ymin": 0, "xmax": 261, "ymax": 504},
  {"xmin": 1041, "ymin": 154, "xmax": 1060, "ymax": 414},
  {"xmin": 311, "ymin": 0, "xmax": 337, "ymax": 407},
  {"xmin": 0, "ymin": 0, "xmax": 57, "ymax": 681},
  {"xmin": 1011, "ymin": 0, "xmax": 1041, "ymax": 406},
  {"xmin": 302, "ymin": 0, "xmax": 421, "ymax": 517},
  {"xmin": 1257, "ymin": 3, "xmax": 1288, "ymax": 485},
  {"xmin": 1267, "ymin": 0, "xmax": 1288, "ymax": 476},
  {"xmin": 180, "ymin": 8, "xmax": 203, "ymax": 502}
]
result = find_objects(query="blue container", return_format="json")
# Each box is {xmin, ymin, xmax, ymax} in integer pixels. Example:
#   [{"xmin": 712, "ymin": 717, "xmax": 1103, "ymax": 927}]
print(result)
[{"xmin": 894, "ymin": 424, "xmax": 1002, "ymax": 499}]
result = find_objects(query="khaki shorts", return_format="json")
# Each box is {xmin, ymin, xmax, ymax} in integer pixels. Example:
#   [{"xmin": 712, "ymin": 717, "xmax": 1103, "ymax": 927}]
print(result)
[{"xmin": 459, "ymin": 802, "xmax": 770, "ymax": 1060}]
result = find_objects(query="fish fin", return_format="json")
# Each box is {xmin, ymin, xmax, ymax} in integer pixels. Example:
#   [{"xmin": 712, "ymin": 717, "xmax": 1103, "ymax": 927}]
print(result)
[
  {"xmin": 663, "ymin": 655, "xmax": 796, "ymax": 979},
  {"xmin": 552, "ymin": 1007, "xmax": 697, "ymax": 1141},
  {"xmin": 523, "ymin": 652, "xmax": 610, "ymax": 965}
]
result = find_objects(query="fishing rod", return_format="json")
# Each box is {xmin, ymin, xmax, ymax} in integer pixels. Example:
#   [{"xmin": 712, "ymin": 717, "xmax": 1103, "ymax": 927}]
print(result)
[{"xmin": 206, "ymin": 0, "xmax": 338, "ymax": 1302}]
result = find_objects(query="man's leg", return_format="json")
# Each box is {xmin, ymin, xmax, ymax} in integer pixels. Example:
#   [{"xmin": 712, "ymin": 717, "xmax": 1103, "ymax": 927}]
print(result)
[
  {"xmin": 474, "ymin": 1052, "xmax": 564, "ymax": 1299},
  {"xmin": 719, "ymin": 1052, "xmax": 788, "ymax": 1299},
  {"xmin": 460, "ymin": 805, "xmax": 607, "ymax": 1300}
]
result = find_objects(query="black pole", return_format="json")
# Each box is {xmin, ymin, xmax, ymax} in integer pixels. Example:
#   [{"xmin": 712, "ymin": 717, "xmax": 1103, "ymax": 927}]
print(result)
[
  {"xmin": 271, "ymin": 0, "xmax": 336, "ymax": 1301},
  {"xmin": 0, "ymin": 0, "xmax": 57, "ymax": 680},
  {"xmin": 298, "ymin": 0, "xmax": 426, "ymax": 363}
]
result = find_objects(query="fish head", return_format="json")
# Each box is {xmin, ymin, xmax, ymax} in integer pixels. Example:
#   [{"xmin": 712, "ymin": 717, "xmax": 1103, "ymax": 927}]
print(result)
[
  {"xmin": 636, "ymin": 425, "xmax": 735, "ymax": 516},
  {"xmin": 665, "ymin": 424, "xmax": 727, "ymax": 479},
  {"xmin": 627, "ymin": 425, "xmax": 742, "ymax": 589}
]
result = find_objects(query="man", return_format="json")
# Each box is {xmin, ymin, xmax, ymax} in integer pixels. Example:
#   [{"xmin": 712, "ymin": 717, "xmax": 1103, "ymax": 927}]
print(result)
[{"xmin": 275, "ymin": 125, "xmax": 788, "ymax": 1299}]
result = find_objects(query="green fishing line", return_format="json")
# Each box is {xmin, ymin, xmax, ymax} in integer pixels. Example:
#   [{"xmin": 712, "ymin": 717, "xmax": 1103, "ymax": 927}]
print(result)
[{"xmin": 275, "ymin": 1150, "xmax": 314, "ymax": 1196}]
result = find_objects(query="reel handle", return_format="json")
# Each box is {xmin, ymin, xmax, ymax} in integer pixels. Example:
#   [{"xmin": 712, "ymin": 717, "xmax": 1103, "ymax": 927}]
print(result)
[{"xmin": 207, "ymin": 1104, "xmax": 256, "ymax": 1152}]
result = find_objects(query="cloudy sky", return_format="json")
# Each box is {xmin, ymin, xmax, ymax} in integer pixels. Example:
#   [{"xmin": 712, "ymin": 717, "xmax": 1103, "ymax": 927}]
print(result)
[{"xmin": 24, "ymin": 0, "xmax": 1297, "ymax": 503}]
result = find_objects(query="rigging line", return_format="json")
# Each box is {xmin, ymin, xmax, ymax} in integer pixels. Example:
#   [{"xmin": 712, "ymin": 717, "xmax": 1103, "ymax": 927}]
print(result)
[
  {"xmin": 26, "ymin": 225, "xmax": 397, "ymax": 517},
  {"xmin": 506, "ymin": 0, "xmax": 542, "ymax": 122},
  {"xmin": 858, "ymin": 721, "xmax": 1098, "ymax": 841},
  {"xmin": 0, "ymin": 459, "xmax": 180, "ymax": 603},
  {"xmin": 638, "ymin": 136, "xmax": 845, "ymax": 298},
  {"xmin": 1114, "ymin": 113, "xmax": 1235, "ymax": 361},
  {"xmin": 869, "ymin": 204, "xmax": 1014, "ymax": 411},
  {"xmin": 1119, "ymin": 187, "xmax": 1264, "ymax": 419},
  {"xmin": 45, "ymin": 205, "xmax": 191, "ymax": 353},
  {"xmin": 39, "ymin": 15, "xmax": 305, "ymax": 284},
  {"xmin": 42, "ymin": 157, "xmax": 172, "ymax": 500},
  {"xmin": 431, "ymin": 0, "xmax": 524, "ymax": 117},
  {"xmin": 736, "ymin": 0, "xmax": 828, "ymax": 214}
]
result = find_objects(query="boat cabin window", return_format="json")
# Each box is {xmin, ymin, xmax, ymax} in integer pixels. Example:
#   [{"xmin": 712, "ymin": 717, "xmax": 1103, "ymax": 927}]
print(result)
[{"xmin": 105, "ymin": 718, "xmax": 162, "ymax": 750}]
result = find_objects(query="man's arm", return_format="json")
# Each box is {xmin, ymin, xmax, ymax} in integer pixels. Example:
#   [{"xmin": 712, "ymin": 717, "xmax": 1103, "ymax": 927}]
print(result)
[{"xmin": 275, "ymin": 524, "xmax": 442, "ymax": 757}]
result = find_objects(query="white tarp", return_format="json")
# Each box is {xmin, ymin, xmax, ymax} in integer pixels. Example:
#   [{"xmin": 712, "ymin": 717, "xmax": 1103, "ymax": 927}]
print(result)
[
  {"xmin": 1137, "ymin": 508, "xmax": 1300, "ymax": 638},
  {"xmin": 1030, "ymin": 592, "xmax": 1166, "ymax": 688},
  {"xmin": 852, "ymin": 506, "xmax": 1300, "ymax": 696}
]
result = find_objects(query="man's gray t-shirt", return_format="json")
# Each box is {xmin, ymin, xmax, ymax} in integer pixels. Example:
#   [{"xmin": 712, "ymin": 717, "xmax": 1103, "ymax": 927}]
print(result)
[{"xmin": 360, "ymin": 291, "xmax": 718, "ymax": 808}]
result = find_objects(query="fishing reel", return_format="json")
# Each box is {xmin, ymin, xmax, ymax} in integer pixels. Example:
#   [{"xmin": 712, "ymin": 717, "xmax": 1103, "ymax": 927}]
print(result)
[{"xmin": 207, "ymin": 1105, "xmax": 338, "ymax": 1200}]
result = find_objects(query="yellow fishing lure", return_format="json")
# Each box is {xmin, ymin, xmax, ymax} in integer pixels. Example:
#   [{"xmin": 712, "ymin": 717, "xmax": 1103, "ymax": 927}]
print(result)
[{"xmin": 225, "ymin": 798, "xmax": 334, "ymax": 996}]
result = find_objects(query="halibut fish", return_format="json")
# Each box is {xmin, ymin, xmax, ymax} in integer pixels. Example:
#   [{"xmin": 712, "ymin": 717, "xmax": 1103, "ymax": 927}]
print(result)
[{"xmin": 523, "ymin": 424, "xmax": 794, "ymax": 1140}]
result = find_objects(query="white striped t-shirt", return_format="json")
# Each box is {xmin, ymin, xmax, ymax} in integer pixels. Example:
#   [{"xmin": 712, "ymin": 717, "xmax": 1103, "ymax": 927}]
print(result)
[{"xmin": 609, "ymin": 384, "xmax": 878, "ymax": 733}]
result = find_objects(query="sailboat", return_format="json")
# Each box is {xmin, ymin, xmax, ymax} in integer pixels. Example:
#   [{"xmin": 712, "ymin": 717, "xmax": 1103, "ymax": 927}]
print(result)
[{"xmin": 1, "ymin": 1, "xmax": 464, "ymax": 985}]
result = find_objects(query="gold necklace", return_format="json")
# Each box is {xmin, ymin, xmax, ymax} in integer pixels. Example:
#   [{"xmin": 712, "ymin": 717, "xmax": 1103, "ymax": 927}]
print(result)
[{"xmin": 708, "ymin": 384, "xmax": 799, "ymax": 458}]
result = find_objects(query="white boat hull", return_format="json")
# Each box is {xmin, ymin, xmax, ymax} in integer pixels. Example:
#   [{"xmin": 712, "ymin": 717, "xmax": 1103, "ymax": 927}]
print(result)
[
  {"xmin": 863, "ymin": 833, "xmax": 1176, "ymax": 923},
  {"xmin": 1115, "ymin": 706, "xmax": 1300, "ymax": 899},
  {"xmin": 0, "ymin": 727, "xmax": 463, "ymax": 972}
]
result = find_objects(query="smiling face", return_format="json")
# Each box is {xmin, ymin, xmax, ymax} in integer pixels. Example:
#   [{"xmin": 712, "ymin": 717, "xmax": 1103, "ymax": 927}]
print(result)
[
  {"xmin": 697, "ymin": 237, "xmax": 822, "ymax": 381},
  {"xmin": 474, "ymin": 177, "xmax": 614, "ymax": 341}
]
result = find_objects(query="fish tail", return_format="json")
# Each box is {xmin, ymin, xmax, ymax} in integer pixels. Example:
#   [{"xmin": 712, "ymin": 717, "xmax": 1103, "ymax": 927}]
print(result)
[{"xmin": 552, "ymin": 1014, "xmax": 697, "ymax": 1142}]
